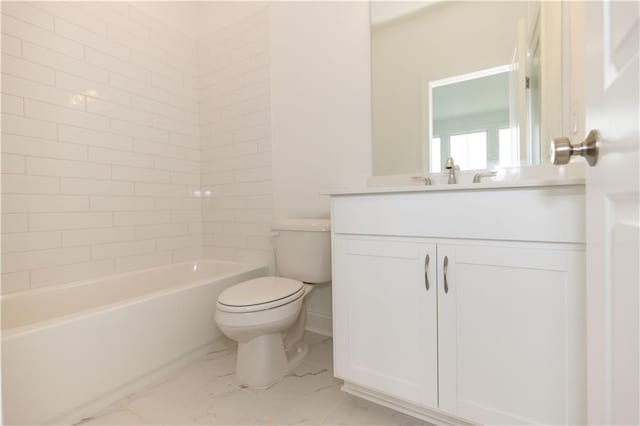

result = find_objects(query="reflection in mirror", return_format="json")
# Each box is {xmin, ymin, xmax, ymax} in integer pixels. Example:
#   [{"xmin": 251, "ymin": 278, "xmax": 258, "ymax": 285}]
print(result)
[
  {"xmin": 430, "ymin": 66, "xmax": 513, "ymax": 172},
  {"xmin": 371, "ymin": 1, "xmax": 561, "ymax": 176}
]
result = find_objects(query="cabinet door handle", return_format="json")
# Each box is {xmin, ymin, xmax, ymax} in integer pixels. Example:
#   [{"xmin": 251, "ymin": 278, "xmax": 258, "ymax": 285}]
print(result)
[
  {"xmin": 424, "ymin": 254, "xmax": 430, "ymax": 291},
  {"xmin": 443, "ymin": 256, "xmax": 449, "ymax": 294}
]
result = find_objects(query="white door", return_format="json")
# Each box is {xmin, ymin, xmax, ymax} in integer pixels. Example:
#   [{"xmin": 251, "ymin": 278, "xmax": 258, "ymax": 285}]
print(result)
[
  {"xmin": 437, "ymin": 243, "xmax": 586, "ymax": 425},
  {"xmin": 331, "ymin": 236, "xmax": 438, "ymax": 408},
  {"xmin": 583, "ymin": 1, "xmax": 639, "ymax": 424}
]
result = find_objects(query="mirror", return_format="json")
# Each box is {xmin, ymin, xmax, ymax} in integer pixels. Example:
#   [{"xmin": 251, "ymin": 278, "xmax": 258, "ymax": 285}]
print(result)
[
  {"xmin": 430, "ymin": 66, "xmax": 512, "ymax": 172},
  {"xmin": 371, "ymin": 1, "xmax": 562, "ymax": 176}
]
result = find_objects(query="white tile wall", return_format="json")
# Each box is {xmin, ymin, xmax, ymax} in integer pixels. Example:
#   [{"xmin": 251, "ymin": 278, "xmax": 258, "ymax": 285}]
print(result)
[
  {"xmin": 1, "ymin": 2, "xmax": 359, "ymax": 336},
  {"xmin": 198, "ymin": 7, "xmax": 275, "ymax": 271},
  {"xmin": 1, "ymin": 2, "xmax": 202, "ymax": 293}
]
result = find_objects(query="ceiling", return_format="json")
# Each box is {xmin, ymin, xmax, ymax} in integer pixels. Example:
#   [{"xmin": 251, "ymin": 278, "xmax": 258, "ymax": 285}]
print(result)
[
  {"xmin": 370, "ymin": 1, "xmax": 440, "ymax": 26},
  {"xmin": 432, "ymin": 72, "xmax": 510, "ymax": 121}
]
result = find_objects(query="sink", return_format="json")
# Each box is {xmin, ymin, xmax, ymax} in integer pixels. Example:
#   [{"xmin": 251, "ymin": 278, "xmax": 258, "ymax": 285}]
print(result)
[
  {"xmin": 363, "ymin": 164, "xmax": 586, "ymax": 190},
  {"xmin": 322, "ymin": 164, "xmax": 585, "ymax": 196}
]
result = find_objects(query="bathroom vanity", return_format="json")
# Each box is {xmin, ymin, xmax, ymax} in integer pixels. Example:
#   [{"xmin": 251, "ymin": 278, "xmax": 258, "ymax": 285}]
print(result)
[{"xmin": 328, "ymin": 179, "xmax": 586, "ymax": 425}]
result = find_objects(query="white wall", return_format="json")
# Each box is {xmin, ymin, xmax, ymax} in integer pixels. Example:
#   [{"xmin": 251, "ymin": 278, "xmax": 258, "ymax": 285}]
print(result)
[
  {"xmin": 1, "ymin": 2, "xmax": 202, "ymax": 293},
  {"xmin": 270, "ymin": 2, "xmax": 371, "ymax": 220},
  {"xmin": 269, "ymin": 2, "xmax": 372, "ymax": 332},
  {"xmin": 197, "ymin": 2, "xmax": 267, "ymax": 37}
]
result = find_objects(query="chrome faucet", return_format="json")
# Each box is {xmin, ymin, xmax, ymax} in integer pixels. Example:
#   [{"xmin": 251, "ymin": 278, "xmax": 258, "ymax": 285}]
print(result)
[
  {"xmin": 445, "ymin": 157, "xmax": 458, "ymax": 184},
  {"xmin": 411, "ymin": 175, "xmax": 432, "ymax": 185},
  {"xmin": 472, "ymin": 170, "xmax": 498, "ymax": 183}
]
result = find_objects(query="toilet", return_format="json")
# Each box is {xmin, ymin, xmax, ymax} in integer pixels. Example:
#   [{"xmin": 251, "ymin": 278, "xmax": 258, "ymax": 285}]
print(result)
[{"xmin": 214, "ymin": 218, "xmax": 331, "ymax": 388}]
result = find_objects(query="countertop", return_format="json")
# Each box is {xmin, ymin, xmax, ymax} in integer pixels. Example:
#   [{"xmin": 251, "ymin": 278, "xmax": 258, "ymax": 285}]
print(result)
[{"xmin": 323, "ymin": 177, "xmax": 585, "ymax": 196}]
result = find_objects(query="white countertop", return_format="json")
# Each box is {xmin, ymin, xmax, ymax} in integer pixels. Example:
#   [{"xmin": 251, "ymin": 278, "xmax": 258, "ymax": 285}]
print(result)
[
  {"xmin": 324, "ymin": 164, "xmax": 586, "ymax": 196},
  {"xmin": 324, "ymin": 177, "xmax": 585, "ymax": 196}
]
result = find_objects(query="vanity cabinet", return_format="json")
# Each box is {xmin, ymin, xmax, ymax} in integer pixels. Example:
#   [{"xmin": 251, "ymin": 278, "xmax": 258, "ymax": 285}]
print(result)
[
  {"xmin": 436, "ymin": 243, "xmax": 585, "ymax": 424},
  {"xmin": 332, "ymin": 238, "xmax": 438, "ymax": 408},
  {"xmin": 330, "ymin": 185, "xmax": 586, "ymax": 425}
]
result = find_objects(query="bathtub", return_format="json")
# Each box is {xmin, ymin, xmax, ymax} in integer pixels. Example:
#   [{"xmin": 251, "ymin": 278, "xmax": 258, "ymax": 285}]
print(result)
[{"xmin": 1, "ymin": 260, "xmax": 267, "ymax": 425}]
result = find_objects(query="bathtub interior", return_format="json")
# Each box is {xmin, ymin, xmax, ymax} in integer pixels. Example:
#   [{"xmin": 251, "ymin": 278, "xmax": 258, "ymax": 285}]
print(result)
[{"xmin": 1, "ymin": 260, "xmax": 263, "ymax": 332}]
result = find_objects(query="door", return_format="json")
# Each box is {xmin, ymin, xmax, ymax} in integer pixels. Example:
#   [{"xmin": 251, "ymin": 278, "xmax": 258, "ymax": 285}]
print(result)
[
  {"xmin": 437, "ymin": 243, "xmax": 586, "ymax": 425},
  {"xmin": 583, "ymin": 2, "xmax": 639, "ymax": 424},
  {"xmin": 332, "ymin": 236, "xmax": 438, "ymax": 408}
]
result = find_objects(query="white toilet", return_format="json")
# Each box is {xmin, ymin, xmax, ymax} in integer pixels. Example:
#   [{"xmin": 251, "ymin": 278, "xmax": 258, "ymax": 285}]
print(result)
[{"xmin": 214, "ymin": 218, "xmax": 331, "ymax": 388}]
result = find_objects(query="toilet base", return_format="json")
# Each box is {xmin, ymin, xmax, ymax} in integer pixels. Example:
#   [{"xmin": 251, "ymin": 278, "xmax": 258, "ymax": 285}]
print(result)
[
  {"xmin": 231, "ymin": 285, "xmax": 315, "ymax": 389},
  {"xmin": 236, "ymin": 332, "xmax": 289, "ymax": 389},
  {"xmin": 235, "ymin": 335, "xmax": 310, "ymax": 389},
  {"xmin": 287, "ymin": 342, "xmax": 309, "ymax": 372}
]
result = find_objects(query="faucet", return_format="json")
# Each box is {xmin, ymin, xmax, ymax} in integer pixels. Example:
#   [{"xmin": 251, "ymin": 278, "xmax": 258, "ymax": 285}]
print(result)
[
  {"xmin": 472, "ymin": 170, "xmax": 498, "ymax": 183},
  {"xmin": 445, "ymin": 157, "xmax": 459, "ymax": 184},
  {"xmin": 411, "ymin": 175, "xmax": 432, "ymax": 185}
]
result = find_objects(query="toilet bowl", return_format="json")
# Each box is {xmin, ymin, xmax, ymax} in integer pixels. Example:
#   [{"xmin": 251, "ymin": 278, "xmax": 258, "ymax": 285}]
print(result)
[
  {"xmin": 215, "ymin": 277, "xmax": 313, "ymax": 388},
  {"xmin": 214, "ymin": 218, "xmax": 331, "ymax": 388}
]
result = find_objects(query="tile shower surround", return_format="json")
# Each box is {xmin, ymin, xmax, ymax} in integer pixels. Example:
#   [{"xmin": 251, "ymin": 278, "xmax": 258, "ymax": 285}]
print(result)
[
  {"xmin": 1, "ymin": 3, "xmax": 274, "ymax": 293},
  {"xmin": 198, "ymin": 9, "xmax": 275, "ymax": 271}
]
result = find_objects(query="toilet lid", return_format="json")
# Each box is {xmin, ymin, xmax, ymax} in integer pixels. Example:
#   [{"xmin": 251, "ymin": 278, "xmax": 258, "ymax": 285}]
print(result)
[{"xmin": 217, "ymin": 277, "xmax": 304, "ymax": 309}]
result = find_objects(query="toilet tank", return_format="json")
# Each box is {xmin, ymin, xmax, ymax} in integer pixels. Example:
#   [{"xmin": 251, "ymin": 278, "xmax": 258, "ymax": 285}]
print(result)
[{"xmin": 272, "ymin": 218, "xmax": 331, "ymax": 284}]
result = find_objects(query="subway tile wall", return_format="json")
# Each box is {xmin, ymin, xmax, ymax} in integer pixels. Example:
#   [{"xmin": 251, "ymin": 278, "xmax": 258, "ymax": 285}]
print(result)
[
  {"xmin": 198, "ymin": 8, "xmax": 275, "ymax": 271},
  {"xmin": 1, "ymin": 2, "xmax": 203, "ymax": 293}
]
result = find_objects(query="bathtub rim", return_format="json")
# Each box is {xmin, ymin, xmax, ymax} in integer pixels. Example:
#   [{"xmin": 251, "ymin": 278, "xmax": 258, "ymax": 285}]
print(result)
[{"xmin": 1, "ymin": 259, "xmax": 268, "ymax": 340}]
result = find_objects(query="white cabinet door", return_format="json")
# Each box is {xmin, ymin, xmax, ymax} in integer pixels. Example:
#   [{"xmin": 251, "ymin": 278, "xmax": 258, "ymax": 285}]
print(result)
[
  {"xmin": 332, "ymin": 236, "xmax": 438, "ymax": 408},
  {"xmin": 437, "ymin": 244, "xmax": 585, "ymax": 425}
]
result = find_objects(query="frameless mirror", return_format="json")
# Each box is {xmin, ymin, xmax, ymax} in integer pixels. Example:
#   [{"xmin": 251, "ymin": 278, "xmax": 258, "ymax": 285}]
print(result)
[{"xmin": 371, "ymin": 1, "xmax": 562, "ymax": 176}]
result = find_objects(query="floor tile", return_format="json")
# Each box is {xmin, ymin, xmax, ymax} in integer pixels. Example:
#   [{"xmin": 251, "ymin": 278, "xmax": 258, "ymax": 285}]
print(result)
[{"xmin": 81, "ymin": 332, "xmax": 429, "ymax": 426}]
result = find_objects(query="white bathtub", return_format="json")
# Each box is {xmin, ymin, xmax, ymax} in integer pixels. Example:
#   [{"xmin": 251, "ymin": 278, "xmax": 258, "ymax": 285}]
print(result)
[{"xmin": 1, "ymin": 260, "xmax": 267, "ymax": 425}]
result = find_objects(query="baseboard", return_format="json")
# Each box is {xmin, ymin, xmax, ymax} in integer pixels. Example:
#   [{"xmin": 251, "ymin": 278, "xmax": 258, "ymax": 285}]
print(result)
[
  {"xmin": 51, "ymin": 338, "xmax": 232, "ymax": 426},
  {"xmin": 341, "ymin": 382, "xmax": 475, "ymax": 426},
  {"xmin": 305, "ymin": 310, "xmax": 332, "ymax": 337}
]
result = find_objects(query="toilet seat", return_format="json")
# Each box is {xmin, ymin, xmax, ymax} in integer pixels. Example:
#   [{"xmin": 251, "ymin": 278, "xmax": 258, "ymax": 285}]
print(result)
[{"xmin": 217, "ymin": 277, "xmax": 304, "ymax": 313}]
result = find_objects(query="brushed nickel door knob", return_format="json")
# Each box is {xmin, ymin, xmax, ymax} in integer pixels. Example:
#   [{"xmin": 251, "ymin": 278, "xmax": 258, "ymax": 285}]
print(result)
[{"xmin": 550, "ymin": 129, "xmax": 600, "ymax": 166}]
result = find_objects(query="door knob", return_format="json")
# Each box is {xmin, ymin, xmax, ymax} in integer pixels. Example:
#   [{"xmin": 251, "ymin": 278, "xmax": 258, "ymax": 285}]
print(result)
[{"xmin": 550, "ymin": 129, "xmax": 600, "ymax": 166}]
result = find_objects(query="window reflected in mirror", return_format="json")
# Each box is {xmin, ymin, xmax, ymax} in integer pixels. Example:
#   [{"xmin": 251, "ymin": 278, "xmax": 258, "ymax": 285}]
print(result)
[{"xmin": 430, "ymin": 66, "xmax": 516, "ymax": 172}]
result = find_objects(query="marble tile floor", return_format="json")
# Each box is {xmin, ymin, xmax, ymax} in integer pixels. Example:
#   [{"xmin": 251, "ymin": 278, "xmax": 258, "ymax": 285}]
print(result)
[{"xmin": 79, "ymin": 332, "xmax": 428, "ymax": 426}]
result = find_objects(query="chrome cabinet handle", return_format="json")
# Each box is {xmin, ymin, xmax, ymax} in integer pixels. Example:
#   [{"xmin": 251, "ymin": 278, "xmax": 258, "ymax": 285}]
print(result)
[
  {"xmin": 550, "ymin": 129, "xmax": 600, "ymax": 166},
  {"xmin": 443, "ymin": 256, "xmax": 449, "ymax": 294},
  {"xmin": 424, "ymin": 254, "xmax": 430, "ymax": 291}
]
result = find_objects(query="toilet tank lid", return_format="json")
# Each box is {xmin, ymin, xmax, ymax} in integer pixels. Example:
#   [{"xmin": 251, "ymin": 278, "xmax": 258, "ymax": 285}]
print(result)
[{"xmin": 271, "ymin": 218, "xmax": 331, "ymax": 232}]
